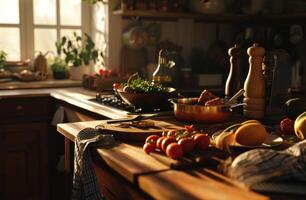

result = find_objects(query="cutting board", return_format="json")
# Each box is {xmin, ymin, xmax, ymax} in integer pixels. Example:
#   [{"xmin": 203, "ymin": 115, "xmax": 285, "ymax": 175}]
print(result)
[{"xmin": 96, "ymin": 118, "xmax": 185, "ymax": 141}]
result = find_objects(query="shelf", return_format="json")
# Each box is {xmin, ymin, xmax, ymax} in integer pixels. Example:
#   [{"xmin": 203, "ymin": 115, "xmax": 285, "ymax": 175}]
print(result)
[{"xmin": 113, "ymin": 10, "xmax": 306, "ymax": 24}]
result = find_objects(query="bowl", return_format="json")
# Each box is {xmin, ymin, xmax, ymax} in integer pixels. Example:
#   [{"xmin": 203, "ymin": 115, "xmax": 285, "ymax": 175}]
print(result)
[{"xmin": 117, "ymin": 87, "xmax": 177, "ymax": 110}]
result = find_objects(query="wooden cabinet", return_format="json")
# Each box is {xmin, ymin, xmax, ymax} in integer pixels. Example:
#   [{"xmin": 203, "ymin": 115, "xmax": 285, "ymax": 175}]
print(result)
[{"xmin": 0, "ymin": 96, "xmax": 52, "ymax": 200}]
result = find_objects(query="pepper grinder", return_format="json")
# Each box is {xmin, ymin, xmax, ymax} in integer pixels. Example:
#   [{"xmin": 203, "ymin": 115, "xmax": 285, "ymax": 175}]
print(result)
[
  {"xmin": 243, "ymin": 43, "xmax": 266, "ymax": 119},
  {"xmin": 225, "ymin": 44, "xmax": 244, "ymax": 100}
]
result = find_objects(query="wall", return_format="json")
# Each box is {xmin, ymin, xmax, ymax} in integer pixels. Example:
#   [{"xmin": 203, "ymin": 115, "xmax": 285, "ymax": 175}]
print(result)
[{"xmin": 100, "ymin": 1, "xmax": 234, "ymax": 72}]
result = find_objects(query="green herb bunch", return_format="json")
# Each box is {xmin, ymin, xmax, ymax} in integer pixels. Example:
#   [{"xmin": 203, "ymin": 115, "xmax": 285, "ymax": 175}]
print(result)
[
  {"xmin": 0, "ymin": 50, "xmax": 7, "ymax": 69},
  {"xmin": 123, "ymin": 74, "xmax": 167, "ymax": 93},
  {"xmin": 56, "ymin": 32, "xmax": 103, "ymax": 67}
]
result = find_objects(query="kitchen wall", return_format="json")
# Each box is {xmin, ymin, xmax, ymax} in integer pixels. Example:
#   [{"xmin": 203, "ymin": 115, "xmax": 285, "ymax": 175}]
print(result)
[{"xmin": 100, "ymin": 1, "xmax": 233, "ymax": 72}]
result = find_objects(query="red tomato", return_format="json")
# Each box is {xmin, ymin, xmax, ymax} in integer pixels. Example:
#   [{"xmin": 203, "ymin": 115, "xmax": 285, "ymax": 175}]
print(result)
[
  {"xmin": 145, "ymin": 135, "xmax": 160, "ymax": 145},
  {"xmin": 143, "ymin": 143, "xmax": 156, "ymax": 154},
  {"xmin": 161, "ymin": 137, "xmax": 176, "ymax": 152},
  {"xmin": 178, "ymin": 138, "xmax": 196, "ymax": 154},
  {"xmin": 166, "ymin": 143, "xmax": 183, "ymax": 159},
  {"xmin": 156, "ymin": 136, "xmax": 166, "ymax": 150},
  {"xmin": 184, "ymin": 125, "xmax": 194, "ymax": 132},
  {"xmin": 167, "ymin": 130, "xmax": 176, "ymax": 137},
  {"xmin": 193, "ymin": 134, "xmax": 210, "ymax": 150},
  {"xmin": 99, "ymin": 69, "xmax": 106, "ymax": 76},
  {"xmin": 280, "ymin": 118, "xmax": 294, "ymax": 135},
  {"xmin": 112, "ymin": 82, "xmax": 121, "ymax": 90}
]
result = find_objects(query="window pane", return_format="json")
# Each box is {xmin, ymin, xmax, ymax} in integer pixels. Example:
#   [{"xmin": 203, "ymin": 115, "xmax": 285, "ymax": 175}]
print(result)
[
  {"xmin": 34, "ymin": 29, "xmax": 57, "ymax": 54},
  {"xmin": 60, "ymin": 0, "xmax": 81, "ymax": 26},
  {"xmin": 0, "ymin": 28, "xmax": 20, "ymax": 60},
  {"xmin": 33, "ymin": 0, "xmax": 56, "ymax": 25},
  {"xmin": 0, "ymin": 0, "xmax": 19, "ymax": 24},
  {"xmin": 60, "ymin": 29, "xmax": 82, "ymax": 39}
]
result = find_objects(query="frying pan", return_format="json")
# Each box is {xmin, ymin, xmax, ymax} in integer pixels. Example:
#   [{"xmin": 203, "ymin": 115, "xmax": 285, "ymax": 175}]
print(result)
[{"xmin": 170, "ymin": 89, "xmax": 245, "ymax": 123}]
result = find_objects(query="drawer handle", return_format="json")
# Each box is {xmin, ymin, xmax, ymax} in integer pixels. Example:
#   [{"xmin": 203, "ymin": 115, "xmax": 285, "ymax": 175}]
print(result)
[{"xmin": 16, "ymin": 105, "xmax": 24, "ymax": 111}]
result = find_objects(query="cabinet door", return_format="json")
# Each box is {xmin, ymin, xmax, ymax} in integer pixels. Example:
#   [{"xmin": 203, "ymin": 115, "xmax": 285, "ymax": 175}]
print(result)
[{"xmin": 0, "ymin": 123, "xmax": 48, "ymax": 200}]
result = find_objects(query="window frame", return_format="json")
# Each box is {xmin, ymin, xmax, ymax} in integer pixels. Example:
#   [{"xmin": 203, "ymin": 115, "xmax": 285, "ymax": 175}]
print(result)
[{"xmin": 0, "ymin": 0, "xmax": 92, "ymax": 61}]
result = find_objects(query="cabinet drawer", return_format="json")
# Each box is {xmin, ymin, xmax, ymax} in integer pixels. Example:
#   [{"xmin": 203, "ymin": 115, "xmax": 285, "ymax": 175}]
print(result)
[{"xmin": 0, "ymin": 97, "xmax": 51, "ymax": 123}]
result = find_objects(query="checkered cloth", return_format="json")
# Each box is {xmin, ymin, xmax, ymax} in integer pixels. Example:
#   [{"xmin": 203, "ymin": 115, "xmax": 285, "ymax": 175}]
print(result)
[
  {"xmin": 71, "ymin": 128, "xmax": 115, "ymax": 200},
  {"xmin": 225, "ymin": 140, "xmax": 306, "ymax": 188}
]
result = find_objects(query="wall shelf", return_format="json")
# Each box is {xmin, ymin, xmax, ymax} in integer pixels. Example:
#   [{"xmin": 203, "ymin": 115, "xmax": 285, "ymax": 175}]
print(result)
[{"xmin": 113, "ymin": 10, "xmax": 306, "ymax": 24}]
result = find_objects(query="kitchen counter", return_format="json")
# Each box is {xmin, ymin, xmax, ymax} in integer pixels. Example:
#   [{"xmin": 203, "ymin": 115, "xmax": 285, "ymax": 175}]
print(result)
[
  {"xmin": 57, "ymin": 120, "xmax": 269, "ymax": 200},
  {"xmin": 58, "ymin": 120, "xmax": 306, "ymax": 200},
  {"xmin": 0, "ymin": 86, "xmax": 132, "ymax": 119},
  {"xmin": 0, "ymin": 79, "xmax": 82, "ymax": 90}
]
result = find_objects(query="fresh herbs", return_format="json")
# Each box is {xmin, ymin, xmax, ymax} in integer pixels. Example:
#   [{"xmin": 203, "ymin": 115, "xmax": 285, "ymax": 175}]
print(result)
[{"xmin": 122, "ymin": 73, "xmax": 167, "ymax": 93}]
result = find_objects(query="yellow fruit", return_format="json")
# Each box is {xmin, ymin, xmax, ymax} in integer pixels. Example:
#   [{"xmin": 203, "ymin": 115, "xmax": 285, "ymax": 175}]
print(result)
[
  {"xmin": 241, "ymin": 120, "xmax": 260, "ymax": 125},
  {"xmin": 294, "ymin": 112, "xmax": 306, "ymax": 140},
  {"xmin": 235, "ymin": 123, "xmax": 268, "ymax": 146},
  {"xmin": 215, "ymin": 131, "xmax": 235, "ymax": 152}
]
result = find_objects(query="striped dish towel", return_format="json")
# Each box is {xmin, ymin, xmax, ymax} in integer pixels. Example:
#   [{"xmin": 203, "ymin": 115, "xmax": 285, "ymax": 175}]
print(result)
[
  {"xmin": 71, "ymin": 128, "xmax": 115, "ymax": 200},
  {"xmin": 224, "ymin": 140, "xmax": 306, "ymax": 193}
]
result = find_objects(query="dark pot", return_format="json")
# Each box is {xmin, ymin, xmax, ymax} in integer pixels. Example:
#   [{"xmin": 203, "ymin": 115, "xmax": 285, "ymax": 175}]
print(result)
[{"xmin": 53, "ymin": 71, "xmax": 67, "ymax": 79}]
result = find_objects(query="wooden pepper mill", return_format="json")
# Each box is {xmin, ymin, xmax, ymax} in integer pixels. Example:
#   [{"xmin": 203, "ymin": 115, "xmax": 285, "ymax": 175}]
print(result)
[
  {"xmin": 225, "ymin": 44, "xmax": 243, "ymax": 100},
  {"xmin": 243, "ymin": 43, "xmax": 266, "ymax": 119}
]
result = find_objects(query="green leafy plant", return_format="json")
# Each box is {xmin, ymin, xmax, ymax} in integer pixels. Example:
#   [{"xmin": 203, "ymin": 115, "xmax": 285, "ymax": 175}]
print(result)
[
  {"xmin": 56, "ymin": 32, "xmax": 103, "ymax": 67},
  {"xmin": 0, "ymin": 50, "xmax": 7, "ymax": 69},
  {"xmin": 50, "ymin": 57, "xmax": 69, "ymax": 79}
]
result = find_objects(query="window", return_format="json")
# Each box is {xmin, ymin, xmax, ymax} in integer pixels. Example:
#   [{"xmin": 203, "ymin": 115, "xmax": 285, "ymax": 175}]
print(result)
[{"xmin": 0, "ymin": 0, "xmax": 91, "ymax": 60}]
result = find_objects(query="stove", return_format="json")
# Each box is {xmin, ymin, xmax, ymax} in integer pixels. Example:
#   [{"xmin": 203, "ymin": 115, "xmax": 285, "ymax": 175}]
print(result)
[{"xmin": 92, "ymin": 93, "xmax": 173, "ymax": 115}]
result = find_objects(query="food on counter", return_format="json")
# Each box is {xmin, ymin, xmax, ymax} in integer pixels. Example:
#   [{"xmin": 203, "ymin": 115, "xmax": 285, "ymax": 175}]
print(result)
[
  {"xmin": 145, "ymin": 135, "xmax": 160, "ymax": 144},
  {"xmin": 177, "ymin": 138, "xmax": 196, "ymax": 153},
  {"xmin": 166, "ymin": 143, "xmax": 183, "ymax": 159},
  {"xmin": 143, "ymin": 125, "xmax": 210, "ymax": 159},
  {"xmin": 143, "ymin": 143, "xmax": 156, "ymax": 154},
  {"xmin": 294, "ymin": 112, "xmax": 306, "ymax": 140},
  {"xmin": 161, "ymin": 137, "xmax": 176, "ymax": 152},
  {"xmin": 193, "ymin": 134, "xmax": 210, "ymax": 150},
  {"xmin": 215, "ymin": 120, "xmax": 268, "ymax": 150},
  {"xmin": 280, "ymin": 118, "xmax": 295, "ymax": 135},
  {"xmin": 235, "ymin": 122, "xmax": 268, "ymax": 146}
]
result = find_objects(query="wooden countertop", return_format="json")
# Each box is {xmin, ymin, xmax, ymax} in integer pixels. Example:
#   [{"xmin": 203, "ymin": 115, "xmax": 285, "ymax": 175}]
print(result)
[
  {"xmin": 57, "ymin": 120, "xmax": 270, "ymax": 200},
  {"xmin": 0, "ymin": 79, "xmax": 81, "ymax": 90},
  {"xmin": 0, "ymin": 86, "xmax": 130, "ymax": 119}
]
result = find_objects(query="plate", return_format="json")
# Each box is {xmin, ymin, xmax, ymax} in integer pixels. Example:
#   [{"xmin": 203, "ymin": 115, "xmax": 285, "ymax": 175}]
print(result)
[
  {"xmin": 212, "ymin": 130, "xmax": 284, "ymax": 149},
  {"xmin": 231, "ymin": 134, "xmax": 284, "ymax": 148}
]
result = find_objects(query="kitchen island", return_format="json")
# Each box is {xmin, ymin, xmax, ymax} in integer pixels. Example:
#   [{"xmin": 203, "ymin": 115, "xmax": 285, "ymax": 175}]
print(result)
[
  {"xmin": 57, "ymin": 120, "xmax": 305, "ymax": 200},
  {"xmin": 1, "ymin": 85, "xmax": 305, "ymax": 199}
]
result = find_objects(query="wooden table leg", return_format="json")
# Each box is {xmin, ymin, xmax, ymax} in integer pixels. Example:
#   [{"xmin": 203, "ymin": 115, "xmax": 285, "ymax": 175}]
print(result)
[{"xmin": 64, "ymin": 138, "xmax": 71, "ymax": 200}]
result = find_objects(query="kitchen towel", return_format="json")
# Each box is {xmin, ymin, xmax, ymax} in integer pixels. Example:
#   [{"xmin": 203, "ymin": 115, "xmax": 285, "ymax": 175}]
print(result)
[
  {"xmin": 72, "ymin": 128, "xmax": 115, "ymax": 200},
  {"xmin": 223, "ymin": 139, "xmax": 306, "ymax": 194}
]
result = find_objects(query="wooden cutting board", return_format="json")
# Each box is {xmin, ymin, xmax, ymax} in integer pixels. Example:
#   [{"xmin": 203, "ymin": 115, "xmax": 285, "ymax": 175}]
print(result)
[{"xmin": 96, "ymin": 118, "xmax": 185, "ymax": 141}]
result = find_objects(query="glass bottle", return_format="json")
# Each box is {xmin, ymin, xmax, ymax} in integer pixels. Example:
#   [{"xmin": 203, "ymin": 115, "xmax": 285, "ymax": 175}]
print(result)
[{"xmin": 152, "ymin": 49, "xmax": 175, "ymax": 87}]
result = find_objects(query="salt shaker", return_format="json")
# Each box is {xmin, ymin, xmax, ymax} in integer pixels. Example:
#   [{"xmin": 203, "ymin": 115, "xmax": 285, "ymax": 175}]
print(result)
[
  {"xmin": 225, "ymin": 44, "xmax": 244, "ymax": 100},
  {"xmin": 243, "ymin": 43, "xmax": 266, "ymax": 119}
]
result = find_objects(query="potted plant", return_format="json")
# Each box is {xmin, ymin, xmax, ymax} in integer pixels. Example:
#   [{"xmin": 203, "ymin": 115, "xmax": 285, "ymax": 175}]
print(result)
[
  {"xmin": 0, "ymin": 50, "xmax": 7, "ymax": 71},
  {"xmin": 56, "ymin": 32, "xmax": 103, "ymax": 80},
  {"xmin": 50, "ymin": 57, "xmax": 69, "ymax": 79}
]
